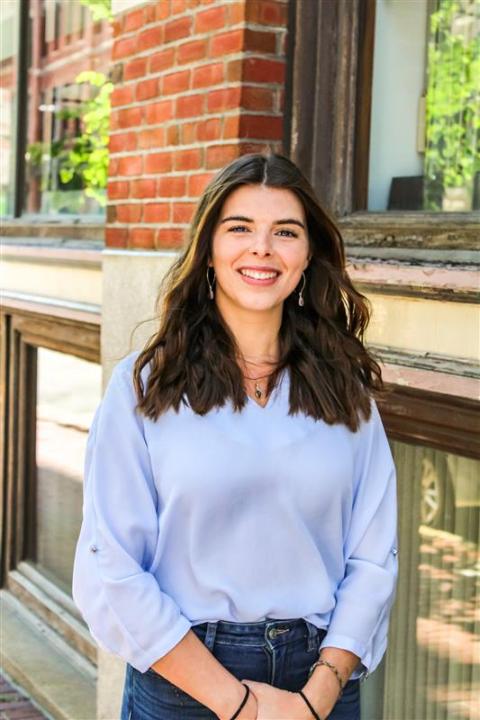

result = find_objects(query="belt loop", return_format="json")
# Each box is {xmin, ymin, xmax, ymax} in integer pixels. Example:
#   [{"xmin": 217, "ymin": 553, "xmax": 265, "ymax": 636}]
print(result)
[
  {"xmin": 305, "ymin": 620, "xmax": 318, "ymax": 653},
  {"xmin": 204, "ymin": 621, "xmax": 218, "ymax": 651}
]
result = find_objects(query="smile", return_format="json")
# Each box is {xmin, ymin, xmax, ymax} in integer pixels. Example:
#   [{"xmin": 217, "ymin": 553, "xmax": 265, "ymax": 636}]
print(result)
[{"xmin": 237, "ymin": 268, "xmax": 281, "ymax": 286}]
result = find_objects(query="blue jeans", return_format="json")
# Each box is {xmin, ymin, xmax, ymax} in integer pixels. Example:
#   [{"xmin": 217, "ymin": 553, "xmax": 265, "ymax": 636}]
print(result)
[{"xmin": 120, "ymin": 617, "xmax": 361, "ymax": 719}]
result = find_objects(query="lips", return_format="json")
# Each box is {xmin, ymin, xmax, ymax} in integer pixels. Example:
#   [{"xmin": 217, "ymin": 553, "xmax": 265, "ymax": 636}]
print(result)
[
  {"xmin": 236, "ymin": 267, "xmax": 281, "ymax": 286},
  {"xmin": 238, "ymin": 265, "xmax": 280, "ymax": 274}
]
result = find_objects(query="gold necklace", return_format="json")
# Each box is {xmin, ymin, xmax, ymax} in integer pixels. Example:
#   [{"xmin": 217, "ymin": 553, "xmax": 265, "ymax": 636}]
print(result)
[
  {"xmin": 238, "ymin": 355, "xmax": 280, "ymax": 400},
  {"xmin": 242, "ymin": 371, "xmax": 273, "ymax": 399}
]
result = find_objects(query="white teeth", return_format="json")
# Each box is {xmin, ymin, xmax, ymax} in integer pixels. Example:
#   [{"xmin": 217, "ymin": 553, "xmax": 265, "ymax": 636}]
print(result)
[{"xmin": 239, "ymin": 269, "xmax": 278, "ymax": 280}]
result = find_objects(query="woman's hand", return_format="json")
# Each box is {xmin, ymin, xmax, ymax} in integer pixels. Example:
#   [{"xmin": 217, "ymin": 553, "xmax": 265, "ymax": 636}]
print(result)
[{"xmin": 240, "ymin": 680, "xmax": 313, "ymax": 719}]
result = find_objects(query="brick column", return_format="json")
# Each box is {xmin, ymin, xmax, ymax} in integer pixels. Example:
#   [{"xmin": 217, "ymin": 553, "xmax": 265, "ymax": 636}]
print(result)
[{"xmin": 107, "ymin": 0, "xmax": 288, "ymax": 250}]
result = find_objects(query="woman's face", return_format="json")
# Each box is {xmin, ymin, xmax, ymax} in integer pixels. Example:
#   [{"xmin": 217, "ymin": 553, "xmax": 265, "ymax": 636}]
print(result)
[{"xmin": 209, "ymin": 184, "xmax": 311, "ymax": 315}]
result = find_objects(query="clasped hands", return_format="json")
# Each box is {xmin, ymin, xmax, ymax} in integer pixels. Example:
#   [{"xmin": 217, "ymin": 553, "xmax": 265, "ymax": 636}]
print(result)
[{"xmin": 235, "ymin": 677, "xmax": 338, "ymax": 720}]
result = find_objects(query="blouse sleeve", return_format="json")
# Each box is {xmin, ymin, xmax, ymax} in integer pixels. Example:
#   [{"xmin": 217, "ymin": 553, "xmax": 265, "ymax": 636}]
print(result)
[
  {"xmin": 318, "ymin": 398, "xmax": 399, "ymax": 681},
  {"xmin": 72, "ymin": 361, "xmax": 192, "ymax": 673}
]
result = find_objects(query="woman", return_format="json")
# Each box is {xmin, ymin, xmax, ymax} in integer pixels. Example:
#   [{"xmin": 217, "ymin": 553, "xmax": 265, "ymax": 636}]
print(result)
[{"xmin": 72, "ymin": 152, "xmax": 399, "ymax": 720}]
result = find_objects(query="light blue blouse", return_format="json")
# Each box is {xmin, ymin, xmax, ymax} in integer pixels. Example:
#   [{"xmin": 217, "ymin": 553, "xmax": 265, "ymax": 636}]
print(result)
[{"xmin": 72, "ymin": 350, "xmax": 399, "ymax": 681}]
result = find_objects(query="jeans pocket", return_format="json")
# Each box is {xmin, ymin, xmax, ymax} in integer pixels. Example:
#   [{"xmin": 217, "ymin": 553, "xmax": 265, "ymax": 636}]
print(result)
[{"xmin": 133, "ymin": 666, "xmax": 214, "ymax": 719}]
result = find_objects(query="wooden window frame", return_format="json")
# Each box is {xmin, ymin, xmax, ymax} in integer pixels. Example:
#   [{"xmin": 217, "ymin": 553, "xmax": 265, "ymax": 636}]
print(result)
[
  {"xmin": 0, "ymin": 304, "xmax": 100, "ymax": 665},
  {"xmin": 378, "ymin": 384, "xmax": 480, "ymax": 460},
  {"xmin": 284, "ymin": 0, "xmax": 479, "ymax": 251}
]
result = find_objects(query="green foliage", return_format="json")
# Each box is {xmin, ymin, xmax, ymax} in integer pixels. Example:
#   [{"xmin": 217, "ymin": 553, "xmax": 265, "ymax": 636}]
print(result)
[
  {"xmin": 26, "ymin": 71, "xmax": 113, "ymax": 208},
  {"xmin": 79, "ymin": 0, "xmax": 113, "ymax": 22},
  {"xmin": 58, "ymin": 71, "xmax": 113, "ymax": 205},
  {"xmin": 24, "ymin": 0, "xmax": 113, "ymax": 213},
  {"xmin": 424, "ymin": 0, "xmax": 480, "ymax": 209}
]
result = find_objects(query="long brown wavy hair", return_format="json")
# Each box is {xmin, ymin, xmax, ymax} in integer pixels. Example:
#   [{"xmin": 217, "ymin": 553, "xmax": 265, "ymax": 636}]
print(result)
[{"xmin": 132, "ymin": 151, "xmax": 385, "ymax": 432}]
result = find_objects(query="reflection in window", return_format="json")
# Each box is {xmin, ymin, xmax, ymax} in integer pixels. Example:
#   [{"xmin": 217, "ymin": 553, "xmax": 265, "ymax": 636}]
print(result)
[
  {"xmin": 25, "ymin": 0, "xmax": 113, "ymax": 216},
  {"xmin": 34, "ymin": 347, "xmax": 101, "ymax": 595},
  {"xmin": 0, "ymin": 0, "xmax": 18, "ymax": 216},
  {"xmin": 385, "ymin": 440, "xmax": 479, "ymax": 719},
  {"xmin": 368, "ymin": 0, "xmax": 479, "ymax": 212}
]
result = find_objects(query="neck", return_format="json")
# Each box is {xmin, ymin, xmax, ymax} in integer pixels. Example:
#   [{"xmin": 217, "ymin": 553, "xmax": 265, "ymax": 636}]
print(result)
[{"xmin": 215, "ymin": 293, "xmax": 282, "ymax": 365}]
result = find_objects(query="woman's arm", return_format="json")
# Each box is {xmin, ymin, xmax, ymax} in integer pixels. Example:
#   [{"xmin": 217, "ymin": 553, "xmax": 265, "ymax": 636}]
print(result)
[
  {"xmin": 295, "ymin": 401, "xmax": 399, "ymax": 718},
  {"xmin": 313, "ymin": 398, "xmax": 399, "ymax": 681},
  {"xmin": 301, "ymin": 647, "xmax": 361, "ymax": 717},
  {"xmin": 73, "ymin": 358, "xmax": 256, "ymax": 718},
  {"xmin": 150, "ymin": 630, "xmax": 258, "ymax": 719}
]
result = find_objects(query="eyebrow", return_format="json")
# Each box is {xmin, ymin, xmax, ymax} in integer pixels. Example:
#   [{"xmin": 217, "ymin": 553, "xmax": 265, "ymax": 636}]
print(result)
[{"xmin": 219, "ymin": 215, "xmax": 305, "ymax": 230}]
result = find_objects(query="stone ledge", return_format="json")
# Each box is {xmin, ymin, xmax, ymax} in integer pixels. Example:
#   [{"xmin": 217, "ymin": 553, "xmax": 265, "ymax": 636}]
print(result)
[{"xmin": 0, "ymin": 591, "xmax": 96, "ymax": 720}]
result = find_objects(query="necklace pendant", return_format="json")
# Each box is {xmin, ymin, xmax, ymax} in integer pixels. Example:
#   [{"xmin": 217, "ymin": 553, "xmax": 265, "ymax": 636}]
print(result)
[{"xmin": 254, "ymin": 383, "xmax": 263, "ymax": 399}]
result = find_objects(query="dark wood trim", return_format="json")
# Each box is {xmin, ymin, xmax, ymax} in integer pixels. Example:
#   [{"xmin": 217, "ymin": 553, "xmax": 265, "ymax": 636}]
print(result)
[
  {"xmin": 287, "ymin": 0, "xmax": 365, "ymax": 215},
  {"xmin": 4, "ymin": 323, "xmax": 20, "ymax": 581},
  {"xmin": 282, "ymin": 0, "xmax": 296, "ymax": 159},
  {"xmin": 286, "ymin": 0, "xmax": 480, "ymax": 230},
  {"xmin": 10, "ymin": 311, "xmax": 101, "ymax": 364},
  {"xmin": 13, "ymin": 0, "xmax": 29, "ymax": 218},
  {"xmin": 378, "ymin": 384, "xmax": 480, "ymax": 460},
  {"xmin": 22, "ymin": 342, "xmax": 37, "ymax": 564},
  {"xmin": 345, "ymin": 245, "xmax": 479, "ymax": 267},
  {"xmin": 352, "ymin": 0, "xmax": 376, "ymax": 211},
  {"xmin": 0, "ymin": 307, "xmax": 100, "ymax": 664},
  {"xmin": 0, "ymin": 314, "xmax": 10, "ymax": 586},
  {"xmin": 2, "ymin": 297, "xmax": 101, "ymax": 326},
  {"xmin": 340, "ymin": 212, "xmax": 480, "ymax": 249},
  {"xmin": 373, "ymin": 346, "xmax": 479, "ymax": 380},
  {"xmin": 354, "ymin": 281, "xmax": 478, "ymax": 304},
  {"xmin": 286, "ymin": 0, "xmax": 320, "ymax": 184},
  {"xmin": 16, "ymin": 340, "xmax": 36, "ymax": 567}
]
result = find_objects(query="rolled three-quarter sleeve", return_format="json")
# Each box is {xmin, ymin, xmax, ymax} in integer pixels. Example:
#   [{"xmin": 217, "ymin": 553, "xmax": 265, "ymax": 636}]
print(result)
[
  {"xmin": 72, "ymin": 361, "xmax": 192, "ymax": 673},
  {"xmin": 319, "ymin": 398, "xmax": 399, "ymax": 680}
]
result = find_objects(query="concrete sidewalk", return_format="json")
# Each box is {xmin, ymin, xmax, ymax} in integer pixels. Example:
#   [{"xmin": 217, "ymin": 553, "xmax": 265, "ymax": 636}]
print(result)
[{"xmin": 0, "ymin": 674, "xmax": 49, "ymax": 720}]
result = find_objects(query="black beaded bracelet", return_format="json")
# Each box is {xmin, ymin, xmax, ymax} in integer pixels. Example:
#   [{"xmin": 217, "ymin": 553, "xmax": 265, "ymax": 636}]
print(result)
[
  {"xmin": 297, "ymin": 690, "xmax": 323, "ymax": 720},
  {"xmin": 229, "ymin": 682, "xmax": 250, "ymax": 720}
]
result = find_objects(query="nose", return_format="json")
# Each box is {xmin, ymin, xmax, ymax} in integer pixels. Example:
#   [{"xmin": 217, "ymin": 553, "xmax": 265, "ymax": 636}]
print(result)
[{"xmin": 249, "ymin": 231, "xmax": 273, "ymax": 256}]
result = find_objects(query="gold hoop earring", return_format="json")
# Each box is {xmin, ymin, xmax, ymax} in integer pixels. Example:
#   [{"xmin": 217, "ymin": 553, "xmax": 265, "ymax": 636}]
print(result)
[{"xmin": 206, "ymin": 266, "xmax": 215, "ymax": 300}]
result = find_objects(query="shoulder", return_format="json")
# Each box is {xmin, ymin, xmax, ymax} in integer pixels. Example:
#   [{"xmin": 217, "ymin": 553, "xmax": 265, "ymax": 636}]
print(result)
[
  {"xmin": 350, "ymin": 394, "xmax": 384, "ymax": 448},
  {"xmin": 109, "ymin": 349, "xmax": 151, "ymax": 388},
  {"xmin": 96, "ymin": 350, "xmax": 152, "ymax": 431},
  {"xmin": 100, "ymin": 350, "xmax": 151, "ymax": 413},
  {"xmin": 111, "ymin": 349, "xmax": 141, "ymax": 377}
]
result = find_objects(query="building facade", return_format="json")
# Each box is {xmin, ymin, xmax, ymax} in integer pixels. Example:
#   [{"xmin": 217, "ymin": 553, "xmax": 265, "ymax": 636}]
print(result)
[{"xmin": 1, "ymin": 0, "xmax": 479, "ymax": 718}]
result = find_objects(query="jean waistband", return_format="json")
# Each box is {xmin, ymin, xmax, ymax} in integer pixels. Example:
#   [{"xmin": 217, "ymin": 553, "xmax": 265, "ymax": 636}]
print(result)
[{"xmin": 191, "ymin": 617, "xmax": 327, "ymax": 651}]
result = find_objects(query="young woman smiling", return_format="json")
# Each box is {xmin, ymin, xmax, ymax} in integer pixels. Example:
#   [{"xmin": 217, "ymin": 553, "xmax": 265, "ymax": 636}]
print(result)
[{"xmin": 73, "ymin": 152, "xmax": 399, "ymax": 720}]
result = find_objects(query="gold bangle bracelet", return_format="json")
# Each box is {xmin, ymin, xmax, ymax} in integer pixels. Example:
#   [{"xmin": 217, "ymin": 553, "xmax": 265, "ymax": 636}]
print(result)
[{"xmin": 307, "ymin": 658, "xmax": 345, "ymax": 698}]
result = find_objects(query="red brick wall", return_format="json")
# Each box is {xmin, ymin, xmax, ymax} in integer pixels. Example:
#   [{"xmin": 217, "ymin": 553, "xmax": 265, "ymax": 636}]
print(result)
[{"xmin": 106, "ymin": 0, "xmax": 288, "ymax": 249}]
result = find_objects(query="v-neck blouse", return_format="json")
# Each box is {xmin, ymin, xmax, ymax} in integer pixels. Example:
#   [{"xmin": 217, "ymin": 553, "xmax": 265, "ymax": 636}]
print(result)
[{"xmin": 73, "ymin": 350, "xmax": 399, "ymax": 681}]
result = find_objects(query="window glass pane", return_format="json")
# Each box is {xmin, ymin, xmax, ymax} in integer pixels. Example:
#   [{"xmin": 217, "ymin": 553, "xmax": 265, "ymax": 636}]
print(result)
[
  {"xmin": 25, "ymin": 0, "xmax": 112, "ymax": 217},
  {"xmin": 34, "ymin": 347, "xmax": 101, "ymax": 595},
  {"xmin": 386, "ymin": 440, "xmax": 479, "ymax": 718},
  {"xmin": 0, "ymin": 0, "xmax": 19, "ymax": 216},
  {"xmin": 368, "ymin": 0, "xmax": 480, "ymax": 212}
]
